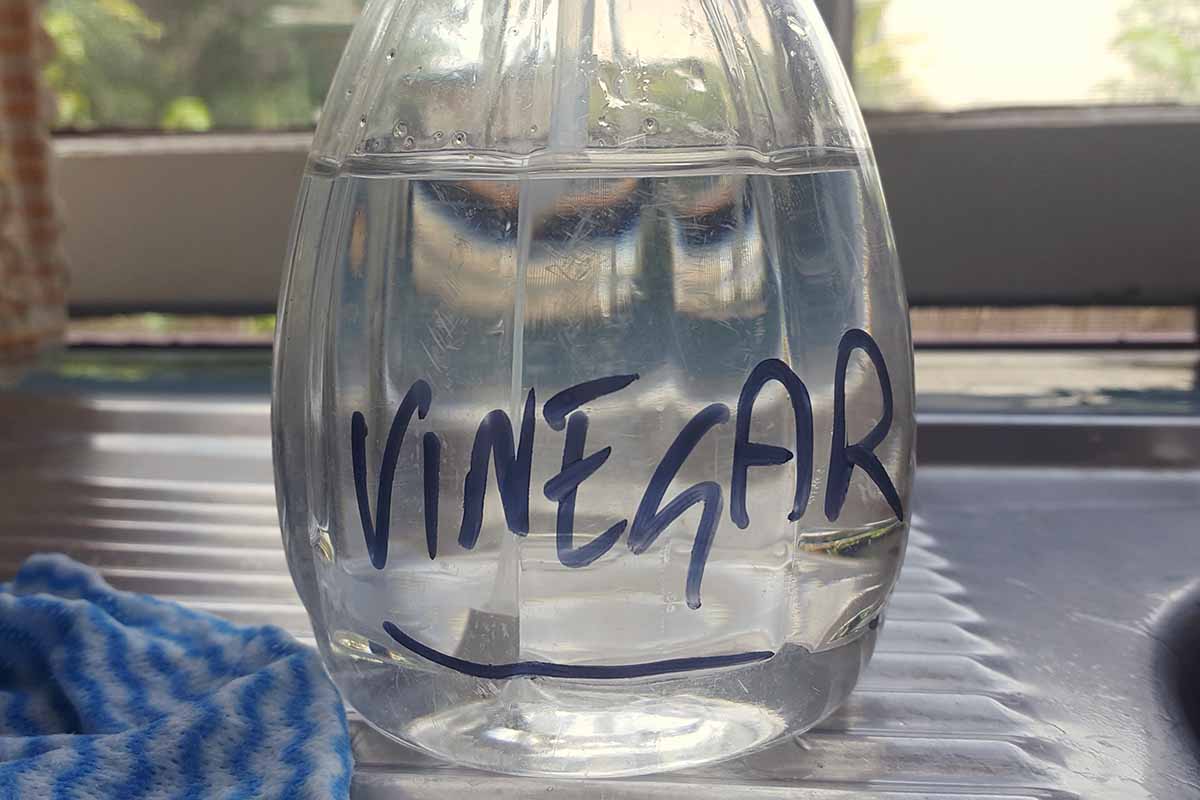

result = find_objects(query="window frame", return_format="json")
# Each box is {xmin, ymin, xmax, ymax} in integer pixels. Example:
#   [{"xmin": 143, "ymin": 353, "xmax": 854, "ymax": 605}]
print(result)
[{"xmin": 57, "ymin": 0, "xmax": 1200, "ymax": 313}]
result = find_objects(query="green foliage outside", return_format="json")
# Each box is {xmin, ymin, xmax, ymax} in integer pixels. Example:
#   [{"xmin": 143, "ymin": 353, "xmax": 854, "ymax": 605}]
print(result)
[
  {"xmin": 1107, "ymin": 0, "xmax": 1200, "ymax": 103},
  {"xmin": 40, "ymin": 0, "xmax": 1200, "ymax": 132},
  {"xmin": 852, "ymin": 0, "xmax": 922, "ymax": 110},
  {"xmin": 45, "ymin": 0, "xmax": 929, "ymax": 129},
  {"xmin": 43, "ymin": 0, "xmax": 353, "ymax": 131}
]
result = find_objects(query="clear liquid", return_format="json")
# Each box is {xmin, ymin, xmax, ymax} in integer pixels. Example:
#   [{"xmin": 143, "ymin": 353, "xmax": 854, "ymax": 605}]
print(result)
[{"xmin": 274, "ymin": 150, "xmax": 914, "ymax": 776}]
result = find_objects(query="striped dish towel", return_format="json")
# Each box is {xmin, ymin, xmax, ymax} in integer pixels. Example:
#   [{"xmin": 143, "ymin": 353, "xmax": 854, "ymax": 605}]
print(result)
[{"xmin": 0, "ymin": 555, "xmax": 352, "ymax": 799}]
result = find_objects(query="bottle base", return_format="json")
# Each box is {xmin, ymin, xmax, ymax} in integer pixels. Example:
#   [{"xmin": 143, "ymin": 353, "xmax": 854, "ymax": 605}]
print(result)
[{"xmin": 329, "ymin": 630, "xmax": 878, "ymax": 778}]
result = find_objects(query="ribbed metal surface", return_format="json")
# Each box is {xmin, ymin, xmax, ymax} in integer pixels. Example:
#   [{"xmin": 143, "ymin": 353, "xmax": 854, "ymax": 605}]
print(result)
[{"xmin": 4, "ymin": 382, "xmax": 1196, "ymax": 798}]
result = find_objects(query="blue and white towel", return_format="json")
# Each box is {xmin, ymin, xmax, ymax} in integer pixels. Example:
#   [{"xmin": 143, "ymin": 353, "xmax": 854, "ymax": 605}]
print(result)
[{"xmin": 0, "ymin": 554, "xmax": 352, "ymax": 799}]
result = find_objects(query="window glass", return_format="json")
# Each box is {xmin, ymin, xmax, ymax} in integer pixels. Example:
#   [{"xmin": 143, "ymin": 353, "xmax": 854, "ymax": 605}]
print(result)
[
  {"xmin": 45, "ymin": 0, "xmax": 360, "ymax": 131},
  {"xmin": 46, "ymin": 1, "xmax": 1199, "ymax": 131},
  {"xmin": 854, "ymin": 0, "xmax": 1200, "ymax": 111}
]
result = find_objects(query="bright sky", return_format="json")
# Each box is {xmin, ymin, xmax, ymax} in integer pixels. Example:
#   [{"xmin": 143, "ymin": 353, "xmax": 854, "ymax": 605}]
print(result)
[{"xmin": 877, "ymin": 0, "xmax": 1132, "ymax": 108}]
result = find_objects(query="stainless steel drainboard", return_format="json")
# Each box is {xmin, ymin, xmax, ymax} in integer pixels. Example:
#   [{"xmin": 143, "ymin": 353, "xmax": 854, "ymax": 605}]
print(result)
[{"xmin": 2, "ymin": 377, "xmax": 1198, "ymax": 799}]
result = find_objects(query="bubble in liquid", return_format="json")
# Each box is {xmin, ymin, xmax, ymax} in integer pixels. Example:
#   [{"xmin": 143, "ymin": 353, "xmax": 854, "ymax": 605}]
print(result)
[
  {"xmin": 386, "ymin": 49, "xmax": 396, "ymax": 61},
  {"xmin": 452, "ymin": 131, "xmax": 467, "ymax": 146},
  {"xmin": 359, "ymin": 116, "xmax": 367, "ymax": 127},
  {"xmin": 644, "ymin": 117, "xmax": 658, "ymax": 132},
  {"xmin": 402, "ymin": 136, "xmax": 416, "ymax": 150},
  {"xmin": 433, "ymin": 130, "xmax": 445, "ymax": 142},
  {"xmin": 529, "ymin": 124, "xmax": 539, "ymax": 135},
  {"xmin": 393, "ymin": 121, "xmax": 409, "ymax": 138}
]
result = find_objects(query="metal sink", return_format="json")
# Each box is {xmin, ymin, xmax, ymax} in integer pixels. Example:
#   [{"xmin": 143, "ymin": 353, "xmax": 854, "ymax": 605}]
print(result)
[
  {"xmin": 1159, "ymin": 579, "xmax": 1200, "ymax": 762},
  {"xmin": 2, "ymin": 348, "xmax": 1199, "ymax": 798}
]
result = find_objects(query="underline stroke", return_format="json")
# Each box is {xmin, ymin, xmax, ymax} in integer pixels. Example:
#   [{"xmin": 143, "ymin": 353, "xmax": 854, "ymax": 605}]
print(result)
[{"xmin": 382, "ymin": 622, "xmax": 775, "ymax": 680}]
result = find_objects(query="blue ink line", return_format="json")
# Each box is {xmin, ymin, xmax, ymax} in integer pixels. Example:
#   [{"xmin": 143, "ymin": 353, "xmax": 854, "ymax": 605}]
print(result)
[
  {"xmin": 352, "ymin": 380, "xmax": 433, "ymax": 570},
  {"xmin": 543, "ymin": 374, "xmax": 640, "ymax": 431},
  {"xmin": 422, "ymin": 432, "xmax": 441, "ymax": 561},
  {"xmin": 458, "ymin": 388, "xmax": 537, "ymax": 548},
  {"xmin": 382, "ymin": 622, "xmax": 773, "ymax": 680},
  {"xmin": 628, "ymin": 403, "xmax": 731, "ymax": 609},
  {"xmin": 547, "ymin": 411, "xmax": 627, "ymax": 568},
  {"xmin": 827, "ymin": 329, "xmax": 904, "ymax": 523},
  {"xmin": 731, "ymin": 358, "xmax": 814, "ymax": 530}
]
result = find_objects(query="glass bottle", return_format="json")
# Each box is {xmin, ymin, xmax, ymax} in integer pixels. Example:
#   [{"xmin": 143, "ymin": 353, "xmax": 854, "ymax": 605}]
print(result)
[{"xmin": 273, "ymin": 0, "xmax": 915, "ymax": 777}]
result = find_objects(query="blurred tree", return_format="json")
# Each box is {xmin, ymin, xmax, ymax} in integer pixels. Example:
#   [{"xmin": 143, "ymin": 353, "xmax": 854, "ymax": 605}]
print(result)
[
  {"xmin": 44, "ymin": 0, "xmax": 348, "ymax": 131},
  {"xmin": 44, "ymin": 0, "xmax": 162, "ymax": 128},
  {"xmin": 134, "ymin": 0, "xmax": 318, "ymax": 129},
  {"xmin": 1107, "ymin": 0, "xmax": 1200, "ymax": 103},
  {"xmin": 852, "ymin": 0, "xmax": 923, "ymax": 110},
  {"xmin": 161, "ymin": 96, "xmax": 213, "ymax": 131}
]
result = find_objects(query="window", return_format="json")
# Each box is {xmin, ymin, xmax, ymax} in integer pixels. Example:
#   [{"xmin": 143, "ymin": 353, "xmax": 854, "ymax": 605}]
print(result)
[
  {"xmin": 45, "ymin": 1, "xmax": 1200, "ymax": 321},
  {"xmin": 45, "ymin": 0, "xmax": 360, "ymax": 132},
  {"xmin": 46, "ymin": 0, "xmax": 1199, "ymax": 132},
  {"xmin": 855, "ymin": 0, "xmax": 1200, "ymax": 111}
]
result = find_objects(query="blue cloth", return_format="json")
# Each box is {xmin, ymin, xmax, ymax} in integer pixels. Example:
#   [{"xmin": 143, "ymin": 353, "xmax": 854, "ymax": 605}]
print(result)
[{"xmin": 0, "ymin": 555, "xmax": 352, "ymax": 799}]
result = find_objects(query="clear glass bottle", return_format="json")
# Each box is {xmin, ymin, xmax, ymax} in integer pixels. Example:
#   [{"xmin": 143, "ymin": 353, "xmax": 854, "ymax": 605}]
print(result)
[{"xmin": 273, "ymin": 0, "xmax": 914, "ymax": 777}]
